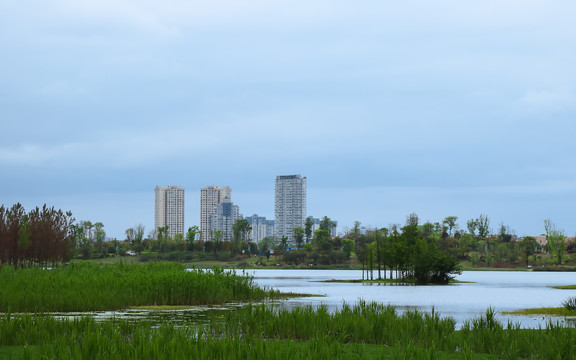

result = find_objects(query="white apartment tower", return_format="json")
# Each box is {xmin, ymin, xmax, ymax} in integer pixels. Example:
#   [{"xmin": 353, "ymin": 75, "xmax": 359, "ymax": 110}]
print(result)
[
  {"xmin": 274, "ymin": 175, "xmax": 306, "ymax": 242},
  {"xmin": 154, "ymin": 185, "xmax": 185, "ymax": 238},
  {"xmin": 200, "ymin": 185, "xmax": 231, "ymax": 241}
]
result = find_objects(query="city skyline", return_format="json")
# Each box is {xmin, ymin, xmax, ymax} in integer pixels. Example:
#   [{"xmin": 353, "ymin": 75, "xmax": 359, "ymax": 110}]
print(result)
[{"xmin": 1, "ymin": 1, "xmax": 575, "ymax": 239}]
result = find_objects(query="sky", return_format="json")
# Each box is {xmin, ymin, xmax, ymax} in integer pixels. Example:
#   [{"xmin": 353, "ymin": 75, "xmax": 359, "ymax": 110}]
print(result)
[{"xmin": 1, "ymin": 0, "xmax": 575, "ymax": 239}]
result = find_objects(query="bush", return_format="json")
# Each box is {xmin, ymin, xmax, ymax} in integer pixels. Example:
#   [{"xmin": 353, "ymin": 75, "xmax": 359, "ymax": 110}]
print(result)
[{"xmin": 562, "ymin": 297, "xmax": 576, "ymax": 311}]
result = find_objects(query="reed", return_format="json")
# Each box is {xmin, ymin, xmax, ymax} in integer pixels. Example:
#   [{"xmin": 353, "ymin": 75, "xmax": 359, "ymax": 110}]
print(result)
[
  {"xmin": 0, "ymin": 262, "xmax": 275, "ymax": 312},
  {"xmin": 1, "ymin": 306, "xmax": 576, "ymax": 359}
]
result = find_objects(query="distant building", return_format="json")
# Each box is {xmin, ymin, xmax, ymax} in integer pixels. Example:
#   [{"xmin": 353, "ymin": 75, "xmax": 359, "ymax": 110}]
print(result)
[
  {"xmin": 275, "ymin": 175, "xmax": 306, "ymax": 242},
  {"xmin": 200, "ymin": 185, "xmax": 231, "ymax": 241},
  {"xmin": 210, "ymin": 197, "xmax": 242, "ymax": 242},
  {"xmin": 154, "ymin": 185, "xmax": 185, "ymax": 238},
  {"xmin": 246, "ymin": 214, "xmax": 275, "ymax": 244}
]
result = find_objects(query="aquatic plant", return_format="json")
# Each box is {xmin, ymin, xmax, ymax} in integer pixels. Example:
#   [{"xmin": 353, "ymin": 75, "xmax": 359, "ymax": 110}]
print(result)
[{"xmin": 0, "ymin": 262, "xmax": 276, "ymax": 312}]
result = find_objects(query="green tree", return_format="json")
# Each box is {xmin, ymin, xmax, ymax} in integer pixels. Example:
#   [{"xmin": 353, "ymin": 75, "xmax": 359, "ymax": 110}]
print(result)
[
  {"xmin": 521, "ymin": 236, "xmax": 538, "ymax": 267},
  {"xmin": 133, "ymin": 224, "xmax": 145, "ymax": 253},
  {"xmin": 443, "ymin": 216, "xmax": 458, "ymax": 237},
  {"xmin": 313, "ymin": 229, "xmax": 331, "ymax": 250},
  {"xmin": 94, "ymin": 222, "xmax": 106, "ymax": 257},
  {"xmin": 293, "ymin": 227, "xmax": 305, "ymax": 249},
  {"xmin": 342, "ymin": 238, "xmax": 354, "ymax": 257},
  {"xmin": 157, "ymin": 226, "xmax": 169, "ymax": 253},
  {"xmin": 305, "ymin": 217, "xmax": 314, "ymax": 243},
  {"xmin": 466, "ymin": 219, "xmax": 478, "ymax": 236},
  {"xmin": 320, "ymin": 216, "xmax": 335, "ymax": 232},
  {"xmin": 186, "ymin": 226, "xmax": 199, "ymax": 251},
  {"xmin": 211, "ymin": 230, "xmax": 223, "ymax": 254},
  {"xmin": 477, "ymin": 215, "xmax": 490, "ymax": 240},
  {"xmin": 544, "ymin": 219, "xmax": 566, "ymax": 265}
]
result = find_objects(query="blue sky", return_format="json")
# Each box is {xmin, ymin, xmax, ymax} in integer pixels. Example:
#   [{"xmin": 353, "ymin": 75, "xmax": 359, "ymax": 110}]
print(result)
[{"xmin": 1, "ymin": 0, "xmax": 575, "ymax": 239}]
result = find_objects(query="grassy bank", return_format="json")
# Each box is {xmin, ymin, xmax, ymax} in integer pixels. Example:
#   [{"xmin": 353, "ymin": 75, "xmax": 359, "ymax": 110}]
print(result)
[
  {"xmin": 502, "ymin": 307, "xmax": 576, "ymax": 316},
  {"xmin": 1, "ymin": 303, "xmax": 576, "ymax": 359},
  {"xmin": 0, "ymin": 262, "xmax": 276, "ymax": 312}
]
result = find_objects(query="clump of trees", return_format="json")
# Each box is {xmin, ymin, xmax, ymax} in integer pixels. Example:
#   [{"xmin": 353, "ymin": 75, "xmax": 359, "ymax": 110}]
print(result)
[
  {"xmin": 0, "ymin": 203, "xmax": 75, "ymax": 267},
  {"xmin": 347, "ymin": 215, "xmax": 461, "ymax": 284}
]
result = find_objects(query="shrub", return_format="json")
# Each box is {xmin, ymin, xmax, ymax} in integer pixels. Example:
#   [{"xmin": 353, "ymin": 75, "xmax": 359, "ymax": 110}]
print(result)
[{"xmin": 562, "ymin": 297, "xmax": 576, "ymax": 311}]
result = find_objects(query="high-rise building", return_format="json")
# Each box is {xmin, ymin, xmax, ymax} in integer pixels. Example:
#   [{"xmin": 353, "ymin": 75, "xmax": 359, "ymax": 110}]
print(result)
[
  {"xmin": 210, "ymin": 197, "xmax": 242, "ymax": 242},
  {"xmin": 200, "ymin": 185, "xmax": 231, "ymax": 241},
  {"xmin": 154, "ymin": 185, "xmax": 185, "ymax": 238},
  {"xmin": 274, "ymin": 175, "xmax": 306, "ymax": 242},
  {"xmin": 246, "ymin": 214, "xmax": 275, "ymax": 244}
]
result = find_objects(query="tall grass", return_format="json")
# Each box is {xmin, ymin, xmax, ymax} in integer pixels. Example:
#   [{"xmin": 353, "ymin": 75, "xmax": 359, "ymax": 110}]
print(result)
[
  {"xmin": 221, "ymin": 300, "xmax": 456, "ymax": 349},
  {"xmin": 1, "ymin": 304, "xmax": 576, "ymax": 359},
  {"xmin": 0, "ymin": 314, "xmax": 378, "ymax": 360},
  {"xmin": 0, "ymin": 262, "xmax": 275, "ymax": 312}
]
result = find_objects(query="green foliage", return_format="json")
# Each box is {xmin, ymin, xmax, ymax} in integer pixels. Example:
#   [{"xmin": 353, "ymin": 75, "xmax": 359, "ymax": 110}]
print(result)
[
  {"xmin": 292, "ymin": 227, "xmax": 305, "ymax": 249},
  {"xmin": 545, "ymin": 219, "xmax": 567, "ymax": 265},
  {"xmin": 341, "ymin": 238, "xmax": 354, "ymax": 257},
  {"xmin": 0, "ymin": 263, "xmax": 275, "ymax": 312},
  {"xmin": 562, "ymin": 297, "xmax": 576, "ymax": 312}
]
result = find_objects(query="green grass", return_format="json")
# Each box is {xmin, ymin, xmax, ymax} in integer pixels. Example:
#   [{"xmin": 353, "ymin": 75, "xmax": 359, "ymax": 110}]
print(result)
[
  {"xmin": 0, "ymin": 262, "xmax": 277, "ymax": 312},
  {"xmin": 502, "ymin": 307, "xmax": 576, "ymax": 316},
  {"xmin": 554, "ymin": 284, "xmax": 576, "ymax": 289},
  {"xmin": 0, "ymin": 312, "xmax": 501, "ymax": 360}
]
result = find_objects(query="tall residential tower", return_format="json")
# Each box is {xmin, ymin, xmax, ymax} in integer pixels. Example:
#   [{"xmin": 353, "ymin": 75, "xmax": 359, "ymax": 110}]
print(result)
[
  {"xmin": 200, "ymin": 185, "xmax": 231, "ymax": 241},
  {"xmin": 274, "ymin": 175, "xmax": 306, "ymax": 242},
  {"xmin": 154, "ymin": 185, "xmax": 185, "ymax": 238}
]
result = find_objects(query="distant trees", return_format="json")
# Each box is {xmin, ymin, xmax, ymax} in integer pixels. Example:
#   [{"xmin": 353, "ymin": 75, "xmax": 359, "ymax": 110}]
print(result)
[
  {"xmin": 346, "ymin": 216, "xmax": 461, "ymax": 284},
  {"xmin": 544, "ymin": 219, "xmax": 567, "ymax": 265},
  {"xmin": 292, "ymin": 227, "xmax": 305, "ymax": 249},
  {"xmin": 0, "ymin": 203, "xmax": 75, "ymax": 267}
]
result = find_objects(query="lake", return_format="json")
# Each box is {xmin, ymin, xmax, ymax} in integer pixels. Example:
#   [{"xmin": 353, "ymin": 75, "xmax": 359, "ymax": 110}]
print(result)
[{"xmin": 248, "ymin": 269, "xmax": 576, "ymax": 329}]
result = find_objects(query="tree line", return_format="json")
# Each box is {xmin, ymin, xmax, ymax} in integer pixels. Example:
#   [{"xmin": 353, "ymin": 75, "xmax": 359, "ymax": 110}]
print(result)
[{"xmin": 0, "ymin": 203, "xmax": 75, "ymax": 267}]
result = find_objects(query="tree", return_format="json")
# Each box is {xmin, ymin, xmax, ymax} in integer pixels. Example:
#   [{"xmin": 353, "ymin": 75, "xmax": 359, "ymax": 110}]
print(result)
[
  {"xmin": 313, "ymin": 229, "xmax": 331, "ymax": 250},
  {"xmin": 186, "ymin": 226, "xmax": 199, "ymax": 251},
  {"xmin": 231, "ymin": 219, "xmax": 252, "ymax": 256},
  {"xmin": 94, "ymin": 222, "xmax": 106, "ymax": 257},
  {"xmin": 133, "ymin": 224, "xmax": 145, "ymax": 253},
  {"xmin": 305, "ymin": 217, "xmax": 314, "ymax": 243},
  {"xmin": 406, "ymin": 213, "xmax": 419, "ymax": 227},
  {"xmin": 544, "ymin": 219, "xmax": 566, "ymax": 265},
  {"xmin": 211, "ymin": 230, "xmax": 223, "ymax": 254},
  {"xmin": 443, "ymin": 216, "xmax": 458, "ymax": 237},
  {"xmin": 293, "ymin": 227, "xmax": 305, "ymax": 249},
  {"xmin": 521, "ymin": 236, "xmax": 538, "ymax": 267},
  {"xmin": 342, "ymin": 238, "xmax": 354, "ymax": 258},
  {"xmin": 477, "ymin": 215, "xmax": 490, "ymax": 240},
  {"xmin": 320, "ymin": 216, "xmax": 335, "ymax": 232},
  {"xmin": 157, "ymin": 226, "xmax": 169, "ymax": 253},
  {"xmin": 125, "ymin": 228, "xmax": 135, "ymax": 244}
]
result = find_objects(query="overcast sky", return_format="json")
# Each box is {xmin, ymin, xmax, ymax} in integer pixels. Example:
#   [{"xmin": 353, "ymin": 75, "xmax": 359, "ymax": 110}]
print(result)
[{"xmin": 1, "ymin": 0, "xmax": 575, "ymax": 239}]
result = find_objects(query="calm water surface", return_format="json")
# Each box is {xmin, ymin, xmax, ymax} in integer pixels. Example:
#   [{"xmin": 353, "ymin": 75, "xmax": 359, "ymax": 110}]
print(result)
[{"xmin": 248, "ymin": 269, "xmax": 576, "ymax": 329}]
